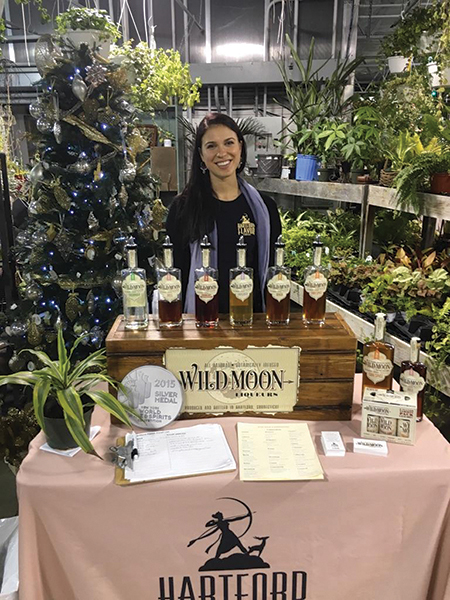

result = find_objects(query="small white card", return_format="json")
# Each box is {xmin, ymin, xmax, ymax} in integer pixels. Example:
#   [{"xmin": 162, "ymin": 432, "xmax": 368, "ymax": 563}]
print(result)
[
  {"xmin": 353, "ymin": 438, "xmax": 388, "ymax": 456},
  {"xmin": 321, "ymin": 431, "xmax": 346, "ymax": 456},
  {"xmin": 40, "ymin": 426, "xmax": 101, "ymax": 457}
]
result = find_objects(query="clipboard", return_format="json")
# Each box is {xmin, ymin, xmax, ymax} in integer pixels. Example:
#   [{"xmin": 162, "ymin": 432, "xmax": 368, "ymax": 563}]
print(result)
[{"xmin": 111, "ymin": 425, "xmax": 237, "ymax": 486}]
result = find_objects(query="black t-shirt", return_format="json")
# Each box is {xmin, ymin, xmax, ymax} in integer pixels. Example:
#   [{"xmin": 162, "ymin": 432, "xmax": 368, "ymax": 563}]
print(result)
[{"xmin": 214, "ymin": 193, "xmax": 261, "ymax": 313}]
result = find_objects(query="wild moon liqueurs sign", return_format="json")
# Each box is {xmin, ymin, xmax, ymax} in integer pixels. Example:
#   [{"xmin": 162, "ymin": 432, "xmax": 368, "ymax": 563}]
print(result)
[{"xmin": 164, "ymin": 347, "xmax": 300, "ymax": 414}]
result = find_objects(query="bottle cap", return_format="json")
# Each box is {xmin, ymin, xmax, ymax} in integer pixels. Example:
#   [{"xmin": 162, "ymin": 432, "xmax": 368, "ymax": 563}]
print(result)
[
  {"xmin": 200, "ymin": 235, "xmax": 211, "ymax": 249},
  {"xmin": 163, "ymin": 235, "xmax": 173, "ymax": 249},
  {"xmin": 237, "ymin": 235, "xmax": 246, "ymax": 249},
  {"xmin": 275, "ymin": 235, "xmax": 285, "ymax": 248},
  {"xmin": 313, "ymin": 235, "xmax": 323, "ymax": 248},
  {"xmin": 125, "ymin": 236, "xmax": 137, "ymax": 250}
]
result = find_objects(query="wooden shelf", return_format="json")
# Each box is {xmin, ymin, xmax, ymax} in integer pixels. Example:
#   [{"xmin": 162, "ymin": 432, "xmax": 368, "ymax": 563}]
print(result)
[
  {"xmin": 367, "ymin": 185, "xmax": 450, "ymax": 220},
  {"xmin": 250, "ymin": 177, "xmax": 365, "ymax": 204},
  {"xmin": 291, "ymin": 281, "xmax": 450, "ymax": 397}
]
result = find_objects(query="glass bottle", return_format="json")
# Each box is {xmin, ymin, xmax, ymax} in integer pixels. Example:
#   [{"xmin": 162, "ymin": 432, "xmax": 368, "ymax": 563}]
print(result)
[
  {"xmin": 121, "ymin": 237, "xmax": 149, "ymax": 330},
  {"xmin": 194, "ymin": 235, "xmax": 219, "ymax": 328},
  {"xmin": 230, "ymin": 235, "xmax": 253, "ymax": 327},
  {"xmin": 266, "ymin": 234, "xmax": 291, "ymax": 326},
  {"xmin": 362, "ymin": 313, "xmax": 394, "ymax": 394},
  {"xmin": 302, "ymin": 236, "xmax": 328, "ymax": 324},
  {"xmin": 400, "ymin": 336, "xmax": 427, "ymax": 422},
  {"xmin": 157, "ymin": 235, "xmax": 182, "ymax": 329}
]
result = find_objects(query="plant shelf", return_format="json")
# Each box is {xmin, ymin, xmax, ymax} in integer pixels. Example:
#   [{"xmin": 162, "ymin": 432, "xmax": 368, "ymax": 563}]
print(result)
[{"xmin": 291, "ymin": 280, "xmax": 450, "ymax": 397}]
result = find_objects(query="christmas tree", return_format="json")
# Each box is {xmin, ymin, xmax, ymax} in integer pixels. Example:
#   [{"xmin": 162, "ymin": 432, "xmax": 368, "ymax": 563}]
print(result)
[{"xmin": 4, "ymin": 34, "xmax": 166, "ymax": 369}]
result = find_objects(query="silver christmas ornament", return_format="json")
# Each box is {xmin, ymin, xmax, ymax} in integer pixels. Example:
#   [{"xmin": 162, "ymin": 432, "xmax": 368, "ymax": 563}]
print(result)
[
  {"xmin": 29, "ymin": 163, "xmax": 45, "ymax": 186},
  {"xmin": 10, "ymin": 320, "xmax": 28, "ymax": 336},
  {"xmin": 111, "ymin": 273, "xmax": 123, "ymax": 296},
  {"xmin": 73, "ymin": 159, "xmax": 91, "ymax": 174},
  {"xmin": 25, "ymin": 281, "xmax": 44, "ymax": 301},
  {"xmin": 16, "ymin": 231, "xmax": 31, "ymax": 246},
  {"xmin": 86, "ymin": 291, "xmax": 96, "ymax": 314},
  {"xmin": 28, "ymin": 200, "xmax": 41, "ymax": 215},
  {"xmin": 8, "ymin": 351, "xmax": 25, "ymax": 372},
  {"xmin": 72, "ymin": 73, "xmax": 88, "ymax": 102},
  {"xmin": 31, "ymin": 229, "xmax": 47, "ymax": 245},
  {"xmin": 119, "ymin": 161, "xmax": 136, "ymax": 183},
  {"xmin": 34, "ymin": 34, "xmax": 62, "ymax": 75},
  {"xmin": 90, "ymin": 326, "xmax": 104, "ymax": 349},
  {"xmin": 87, "ymin": 212, "xmax": 99, "ymax": 232},
  {"xmin": 53, "ymin": 121, "xmax": 63, "ymax": 144},
  {"xmin": 85, "ymin": 64, "xmax": 108, "ymax": 87},
  {"xmin": 32, "ymin": 314, "xmax": 42, "ymax": 325},
  {"xmin": 29, "ymin": 99, "xmax": 45, "ymax": 119},
  {"xmin": 86, "ymin": 244, "xmax": 96, "ymax": 261},
  {"xmin": 36, "ymin": 116, "xmax": 54, "ymax": 134}
]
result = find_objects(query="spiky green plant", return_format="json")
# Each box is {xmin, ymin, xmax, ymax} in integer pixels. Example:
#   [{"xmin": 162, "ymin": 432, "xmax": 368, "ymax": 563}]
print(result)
[{"xmin": 0, "ymin": 328, "xmax": 137, "ymax": 455}]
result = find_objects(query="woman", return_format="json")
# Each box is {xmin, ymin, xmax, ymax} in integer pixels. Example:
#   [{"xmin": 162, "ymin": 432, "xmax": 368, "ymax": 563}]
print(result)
[{"xmin": 166, "ymin": 113, "xmax": 281, "ymax": 314}]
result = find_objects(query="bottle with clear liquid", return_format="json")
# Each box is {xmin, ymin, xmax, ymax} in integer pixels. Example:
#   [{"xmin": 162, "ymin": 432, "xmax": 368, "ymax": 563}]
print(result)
[
  {"xmin": 362, "ymin": 313, "xmax": 394, "ymax": 395},
  {"xmin": 121, "ymin": 238, "xmax": 149, "ymax": 330},
  {"xmin": 266, "ymin": 235, "xmax": 291, "ymax": 326},
  {"xmin": 194, "ymin": 235, "xmax": 219, "ymax": 328},
  {"xmin": 157, "ymin": 235, "xmax": 182, "ymax": 329},
  {"xmin": 302, "ymin": 236, "xmax": 328, "ymax": 324},
  {"xmin": 230, "ymin": 235, "xmax": 253, "ymax": 327},
  {"xmin": 400, "ymin": 336, "xmax": 427, "ymax": 422}
]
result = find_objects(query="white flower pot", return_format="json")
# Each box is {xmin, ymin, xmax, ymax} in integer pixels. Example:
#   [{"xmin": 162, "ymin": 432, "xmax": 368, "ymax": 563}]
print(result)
[
  {"xmin": 428, "ymin": 62, "xmax": 450, "ymax": 87},
  {"xmin": 419, "ymin": 33, "xmax": 439, "ymax": 54},
  {"xmin": 387, "ymin": 56, "xmax": 409, "ymax": 73},
  {"xmin": 63, "ymin": 29, "xmax": 111, "ymax": 58}
]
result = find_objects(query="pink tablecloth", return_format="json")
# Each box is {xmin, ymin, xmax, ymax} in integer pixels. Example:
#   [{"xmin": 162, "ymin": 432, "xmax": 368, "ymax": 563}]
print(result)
[{"xmin": 17, "ymin": 375, "xmax": 450, "ymax": 600}]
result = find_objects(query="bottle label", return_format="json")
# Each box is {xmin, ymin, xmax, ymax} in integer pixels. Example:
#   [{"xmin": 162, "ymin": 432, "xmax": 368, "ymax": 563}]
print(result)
[
  {"xmin": 158, "ymin": 274, "xmax": 181, "ymax": 303},
  {"xmin": 267, "ymin": 273, "xmax": 290, "ymax": 302},
  {"xmin": 122, "ymin": 273, "xmax": 147, "ymax": 308},
  {"xmin": 363, "ymin": 350, "xmax": 393, "ymax": 384},
  {"xmin": 230, "ymin": 273, "xmax": 253, "ymax": 302},
  {"xmin": 400, "ymin": 369, "xmax": 426, "ymax": 394},
  {"xmin": 304, "ymin": 272, "xmax": 328, "ymax": 300},
  {"xmin": 195, "ymin": 275, "xmax": 218, "ymax": 304}
]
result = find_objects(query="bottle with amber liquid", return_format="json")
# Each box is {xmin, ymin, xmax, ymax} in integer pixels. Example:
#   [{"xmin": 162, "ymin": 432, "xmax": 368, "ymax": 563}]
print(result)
[
  {"xmin": 302, "ymin": 236, "xmax": 328, "ymax": 324},
  {"xmin": 400, "ymin": 336, "xmax": 427, "ymax": 422},
  {"xmin": 194, "ymin": 235, "xmax": 219, "ymax": 328},
  {"xmin": 266, "ymin": 235, "xmax": 291, "ymax": 326},
  {"xmin": 157, "ymin": 236, "xmax": 182, "ymax": 329},
  {"xmin": 230, "ymin": 236, "xmax": 253, "ymax": 326},
  {"xmin": 362, "ymin": 313, "xmax": 394, "ymax": 395}
]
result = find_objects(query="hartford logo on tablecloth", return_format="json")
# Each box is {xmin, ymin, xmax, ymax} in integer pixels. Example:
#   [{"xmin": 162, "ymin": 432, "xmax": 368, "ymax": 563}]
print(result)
[{"xmin": 158, "ymin": 497, "xmax": 308, "ymax": 599}]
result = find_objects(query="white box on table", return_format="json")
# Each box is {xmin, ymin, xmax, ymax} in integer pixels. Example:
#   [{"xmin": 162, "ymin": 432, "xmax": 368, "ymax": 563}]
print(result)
[{"xmin": 362, "ymin": 388, "xmax": 417, "ymax": 446}]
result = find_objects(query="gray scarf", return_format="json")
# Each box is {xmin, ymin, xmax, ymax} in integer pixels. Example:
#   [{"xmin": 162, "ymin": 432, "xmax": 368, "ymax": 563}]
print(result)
[{"xmin": 185, "ymin": 177, "xmax": 270, "ymax": 313}]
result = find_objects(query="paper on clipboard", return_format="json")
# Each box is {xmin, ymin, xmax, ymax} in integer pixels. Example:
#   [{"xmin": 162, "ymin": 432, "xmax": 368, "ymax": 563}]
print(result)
[{"xmin": 118, "ymin": 423, "xmax": 236, "ymax": 484}]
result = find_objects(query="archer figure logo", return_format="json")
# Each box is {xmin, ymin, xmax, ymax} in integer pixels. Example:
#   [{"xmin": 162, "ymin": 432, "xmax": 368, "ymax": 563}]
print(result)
[{"xmin": 188, "ymin": 497, "xmax": 270, "ymax": 571}]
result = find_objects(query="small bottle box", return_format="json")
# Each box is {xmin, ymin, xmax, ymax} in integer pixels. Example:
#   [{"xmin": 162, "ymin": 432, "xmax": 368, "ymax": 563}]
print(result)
[{"xmin": 361, "ymin": 388, "xmax": 417, "ymax": 446}]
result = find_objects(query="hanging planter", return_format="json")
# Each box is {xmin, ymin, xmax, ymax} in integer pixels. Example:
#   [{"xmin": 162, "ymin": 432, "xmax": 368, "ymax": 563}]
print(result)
[
  {"xmin": 295, "ymin": 154, "xmax": 318, "ymax": 181},
  {"xmin": 56, "ymin": 8, "xmax": 121, "ymax": 59},
  {"xmin": 427, "ymin": 62, "xmax": 450, "ymax": 87},
  {"xmin": 63, "ymin": 29, "xmax": 113, "ymax": 58},
  {"xmin": 419, "ymin": 33, "xmax": 440, "ymax": 54},
  {"xmin": 388, "ymin": 56, "xmax": 410, "ymax": 74}
]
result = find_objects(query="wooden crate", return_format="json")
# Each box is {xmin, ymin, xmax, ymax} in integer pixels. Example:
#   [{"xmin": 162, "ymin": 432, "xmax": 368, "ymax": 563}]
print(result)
[{"xmin": 106, "ymin": 313, "xmax": 357, "ymax": 421}]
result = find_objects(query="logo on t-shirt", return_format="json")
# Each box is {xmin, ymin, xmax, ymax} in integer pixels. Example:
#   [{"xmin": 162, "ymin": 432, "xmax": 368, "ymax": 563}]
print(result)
[{"xmin": 237, "ymin": 214, "xmax": 255, "ymax": 236}]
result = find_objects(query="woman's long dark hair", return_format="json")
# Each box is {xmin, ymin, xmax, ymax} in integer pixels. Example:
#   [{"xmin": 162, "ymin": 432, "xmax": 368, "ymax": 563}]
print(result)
[{"xmin": 177, "ymin": 113, "xmax": 247, "ymax": 243}]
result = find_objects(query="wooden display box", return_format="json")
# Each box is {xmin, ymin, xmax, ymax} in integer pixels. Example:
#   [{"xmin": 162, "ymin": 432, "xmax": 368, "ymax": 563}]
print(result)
[{"xmin": 106, "ymin": 313, "xmax": 356, "ymax": 421}]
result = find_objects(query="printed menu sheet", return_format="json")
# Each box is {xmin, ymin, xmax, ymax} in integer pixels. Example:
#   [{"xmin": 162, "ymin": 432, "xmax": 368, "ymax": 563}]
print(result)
[{"xmin": 237, "ymin": 422, "xmax": 324, "ymax": 481}]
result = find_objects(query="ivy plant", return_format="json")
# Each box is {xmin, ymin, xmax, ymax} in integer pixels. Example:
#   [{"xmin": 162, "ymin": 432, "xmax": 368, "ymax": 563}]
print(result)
[
  {"xmin": 111, "ymin": 42, "xmax": 201, "ymax": 113},
  {"xmin": 55, "ymin": 8, "xmax": 121, "ymax": 42}
]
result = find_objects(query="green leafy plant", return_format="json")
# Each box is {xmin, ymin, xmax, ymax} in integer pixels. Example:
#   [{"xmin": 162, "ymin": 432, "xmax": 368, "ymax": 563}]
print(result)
[
  {"xmin": 277, "ymin": 35, "xmax": 362, "ymax": 155},
  {"xmin": 179, "ymin": 116, "xmax": 267, "ymax": 149},
  {"xmin": 297, "ymin": 119, "xmax": 349, "ymax": 164},
  {"xmin": 373, "ymin": 209, "xmax": 421, "ymax": 249},
  {"xmin": 341, "ymin": 105, "xmax": 385, "ymax": 171},
  {"xmin": 0, "ymin": 329, "xmax": 137, "ymax": 455},
  {"xmin": 55, "ymin": 8, "xmax": 121, "ymax": 42},
  {"xmin": 394, "ymin": 151, "xmax": 450, "ymax": 213},
  {"xmin": 111, "ymin": 42, "xmax": 201, "ymax": 112}
]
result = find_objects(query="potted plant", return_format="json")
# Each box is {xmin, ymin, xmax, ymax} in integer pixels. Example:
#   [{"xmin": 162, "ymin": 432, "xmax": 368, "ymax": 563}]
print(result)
[
  {"xmin": 394, "ymin": 151, "xmax": 450, "ymax": 213},
  {"xmin": 0, "ymin": 328, "xmax": 136, "ymax": 454},
  {"xmin": 341, "ymin": 106, "xmax": 384, "ymax": 183},
  {"xmin": 277, "ymin": 35, "xmax": 361, "ymax": 181},
  {"xmin": 313, "ymin": 120, "xmax": 349, "ymax": 181},
  {"xmin": 55, "ymin": 7, "xmax": 121, "ymax": 58},
  {"xmin": 380, "ymin": 131, "xmax": 422, "ymax": 187}
]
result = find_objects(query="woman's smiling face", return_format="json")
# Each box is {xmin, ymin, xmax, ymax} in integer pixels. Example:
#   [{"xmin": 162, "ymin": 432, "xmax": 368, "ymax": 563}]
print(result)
[{"xmin": 199, "ymin": 124, "xmax": 242, "ymax": 182}]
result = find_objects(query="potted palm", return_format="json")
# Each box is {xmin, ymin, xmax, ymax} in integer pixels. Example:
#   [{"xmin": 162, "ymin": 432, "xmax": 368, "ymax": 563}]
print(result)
[
  {"xmin": 55, "ymin": 7, "xmax": 121, "ymax": 58},
  {"xmin": 0, "ymin": 328, "xmax": 136, "ymax": 454}
]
